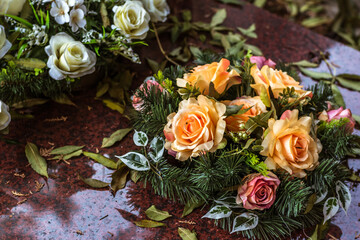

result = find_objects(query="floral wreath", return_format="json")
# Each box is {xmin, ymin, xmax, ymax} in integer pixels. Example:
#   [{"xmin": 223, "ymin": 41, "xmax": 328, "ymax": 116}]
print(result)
[
  {"xmin": 117, "ymin": 51, "xmax": 359, "ymax": 239},
  {"xmin": 0, "ymin": 0, "xmax": 170, "ymax": 110}
]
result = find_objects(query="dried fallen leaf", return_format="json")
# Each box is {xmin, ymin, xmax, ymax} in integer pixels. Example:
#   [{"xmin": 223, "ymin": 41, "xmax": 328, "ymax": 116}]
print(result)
[
  {"xmin": 134, "ymin": 220, "xmax": 166, "ymax": 228},
  {"xmin": 25, "ymin": 142, "xmax": 48, "ymax": 178}
]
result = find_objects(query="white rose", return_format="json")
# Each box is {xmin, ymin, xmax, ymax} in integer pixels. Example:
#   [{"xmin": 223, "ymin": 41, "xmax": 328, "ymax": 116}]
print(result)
[
  {"xmin": 112, "ymin": 1, "xmax": 150, "ymax": 40},
  {"xmin": 0, "ymin": 25, "xmax": 12, "ymax": 59},
  {"xmin": 45, "ymin": 32, "xmax": 96, "ymax": 80},
  {"xmin": 0, "ymin": 100, "xmax": 11, "ymax": 131},
  {"xmin": 140, "ymin": 0, "xmax": 170, "ymax": 22},
  {"xmin": 0, "ymin": 0, "xmax": 26, "ymax": 16}
]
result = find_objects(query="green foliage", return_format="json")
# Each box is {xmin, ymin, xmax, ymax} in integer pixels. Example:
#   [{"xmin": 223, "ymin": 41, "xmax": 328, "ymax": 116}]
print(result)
[
  {"xmin": 302, "ymin": 81, "xmax": 333, "ymax": 115},
  {"xmin": 0, "ymin": 62, "xmax": 71, "ymax": 104},
  {"xmin": 271, "ymin": 174, "xmax": 312, "ymax": 217},
  {"xmin": 131, "ymin": 84, "xmax": 181, "ymax": 139},
  {"xmin": 193, "ymin": 50, "xmax": 222, "ymax": 65},
  {"xmin": 317, "ymin": 119, "xmax": 357, "ymax": 160}
]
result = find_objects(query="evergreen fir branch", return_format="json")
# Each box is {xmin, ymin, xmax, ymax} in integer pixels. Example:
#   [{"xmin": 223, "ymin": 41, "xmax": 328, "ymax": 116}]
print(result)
[
  {"xmin": 307, "ymin": 157, "xmax": 351, "ymax": 194},
  {"xmin": 270, "ymin": 173, "xmax": 312, "ymax": 218},
  {"xmin": 0, "ymin": 63, "xmax": 71, "ymax": 104},
  {"xmin": 130, "ymin": 85, "xmax": 181, "ymax": 138},
  {"xmin": 162, "ymin": 65, "xmax": 187, "ymax": 84},
  {"xmin": 301, "ymin": 81, "xmax": 333, "ymax": 115},
  {"xmin": 138, "ymin": 158, "xmax": 209, "ymax": 205},
  {"xmin": 193, "ymin": 50, "xmax": 222, "ymax": 65},
  {"xmin": 317, "ymin": 119, "xmax": 357, "ymax": 160}
]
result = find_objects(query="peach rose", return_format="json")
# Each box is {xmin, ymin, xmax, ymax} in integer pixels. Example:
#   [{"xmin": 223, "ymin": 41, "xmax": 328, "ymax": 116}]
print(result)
[
  {"xmin": 177, "ymin": 58, "xmax": 241, "ymax": 95},
  {"xmin": 236, "ymin": 172, "xmax": 280, "ymax": 210},
  {"xmin": 260, "ymin": 109, "xmax": 322, "ymax": 178},
  {"xmin": 224, "ymin": 96, "xmax": 267, "ymax": 132},
  {"xmin": 250, "ymin": 65, "xmax": 311, "ymax": 99},
  {"xmin": 163, "ymin": 95, "xmax": 226, "ymax": 161}
]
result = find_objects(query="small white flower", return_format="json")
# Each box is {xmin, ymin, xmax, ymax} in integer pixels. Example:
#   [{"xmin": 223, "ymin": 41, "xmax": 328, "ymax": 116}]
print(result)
[
  {"xmin": 50, "ymin": 0, "xmax": 70, "ymax": 25},
  {"xmin": 69, "ymin": 9, "xmax": 86, "ymax": 32},
  {"xmin": 0, "ymin": 100, "xmax": 11, "ymax": 131},
  {"xmin": 0, "ymin": 25, "xmax": 12, "ymax": 59},
  {"xmin": 66, "ymin": 0, "xmax": 75, "ymax": 7},
  {"xmin": 73, "ymin": 0, "xmax": 86, "ymax": 14}
]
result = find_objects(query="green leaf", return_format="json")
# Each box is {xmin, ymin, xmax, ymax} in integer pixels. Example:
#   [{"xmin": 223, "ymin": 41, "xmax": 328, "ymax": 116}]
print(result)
[
  {"xmin": 260, "ymin": 85, "xmax": 271, "ymax": 107},
  {"xmin": 115, "ymin": 152, "xmax": 150, "ymax": 171},
  {"xmin": 146, "ymin": 58, "xmax": 160, "ymax": 73},
  {"xmin": 178, "ymin": 227, "xmax": 198, "ymax": 240},
  {"xmin": 148, "ymin": 136, "xmax": 165, "ymax": 162},
  {"xmin": 308, "ymin": 225, "xmax": 318, "ymax": 240},
  {"xmin": 63, "ymin": 149, "xmax": 83, "ymax": 160},
  {"xmin": 17, "ymin": 44, "xmax": 28, "ymax": 59},
  {"xmin": 216, "ymin": 0, "xmax": 243, "ymax": 5},
  {"xmin": 12, "ymin": 98, "xmax": 48, "ymax": 109},
  {"xmin": 83, "ymin": 152, "xmax": 117, "ymax": 169},
  {"xmin": 245, "ymin": 110, "xmax": 273, "ymax": 134},
  {"xmin": 202, "ymin": 205, "xmax": 232, "ymax": 220},
  {"xmin": 25, "ymin": 142, "xmax": 48, "ymax": 178},
  {"xmin": 231, "ymin": 212, "xmax": 259, "ymax": 233},
  {"xmin": 5, "ymin": 14, "xmax": 33, "ymax": 28},
  {"xmin": 134, "ymin": 220, "xmax": 166, "ymax": 228},
  {"xmin": 182, "ymin": 10, "xmax": 192, "ymax": 22},
  {"xmin": 96, "ymin": 82, "xmax": 110, "ymax": 98},
  {"xmin": 189, "ymin": 46, "xmax": 202, "ymax": 58},
  {"xmin": 79, "ymin": 175, "xmax": 109, "ymax": 188},
  {"xmin": 291, "ymin": 60, "xmax": 319, "ymax": 68},
  {"xmin": 254, "ymin": 0, "xmax": 266, "ymax": 8},
  {"xmin": 51, "ymin": 145, "xmax": 84, "ymax": 155},
  {"xmin": 182, "ymin": 200, "xmax": 205, "ymax": 218},
  {"xmin": 13, "ymin": 58, "xmax": 46, "ymax": 70},
  {"xmin": 130, "ymin": 170, "xmax": 140, "ymax": 183},
  {"xmin": 133, "ymin": 130, "xmax": 148, "ymax": 147},
  {"xmin": 102, "ymin": 99, "xmax": 124, "ymax": 114},
  {"xmin": 102, "ymin": 128, "xmax": 132, "ymax": 148},
  {"xmin": 111, "ymin": 165, "xmax": 130, "ymax": 194},
  {"xmin": 304, "ymin": 193, "xmax": 317, "ymax": 214},
  {"xmin": 145, "ymin": 205, "xmax": 172, "ymax": 221},
  {"xmin": 244, "ymin": 43, "xmax": 263, "ymax": 55},
  {"xmin": 301, "ymin": 17, "xmax": 329, "ymax": 28},
  {"xmin": 237, "ymin": 24, "xmax": 257, "ymax": 38},
  {"xmin": 353, "ymin": 114, "xmax": 360, "ymax": 125},
  {"xmin": 335, "ymin": 181, "xmax": 351, "ymax": 213},
  {"xmin": 331, "ymin": 84, "xmax": 346, "ymax": 108},
  {"xmin": 52, "ymin": 94, "xmax": 76, "ymax": 106},
  {"xmin": 210, "ymin": 9, "xmax": 227, "ymax": 27},
  {"xmin": 336, "ymin": 76, "xmax": 360, "ymax": 92},
  {"xmin": 299, "ymin": 67, "xmax": 332, "ymax": 80},
  {"xmin": 323, "ymin": 197, "xmax": 339, "ymax": 223},
  {"xmin": 348, "ymin": 172, "xmax": 360, "ymax": 182}
]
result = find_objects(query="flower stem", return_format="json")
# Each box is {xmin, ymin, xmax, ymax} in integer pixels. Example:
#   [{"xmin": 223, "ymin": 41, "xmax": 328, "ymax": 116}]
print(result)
[{"xmin": 152, "ymin": 22, "xmax": 179, "ymax": 66}]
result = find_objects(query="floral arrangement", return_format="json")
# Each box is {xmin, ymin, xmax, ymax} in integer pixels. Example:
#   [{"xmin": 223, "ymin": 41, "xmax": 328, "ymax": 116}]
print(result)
[
  {"xmin": 114, "ymin": 51, "xmax": 359, "ymax": 239},
  {"xmin": 0, "ymin": 0, "xmax": 170, "ymax": 105}
]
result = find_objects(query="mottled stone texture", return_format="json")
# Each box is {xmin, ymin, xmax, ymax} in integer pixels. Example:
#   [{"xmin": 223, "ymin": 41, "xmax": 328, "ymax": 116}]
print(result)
[{"xmin": 0, "ymin": 1, "xmax": 359, "ymax": 239}]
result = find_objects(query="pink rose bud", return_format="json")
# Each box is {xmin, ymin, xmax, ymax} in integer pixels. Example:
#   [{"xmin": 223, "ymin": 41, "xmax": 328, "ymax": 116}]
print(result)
[
  {"xmin": 250, "ymin": 56, "xmax": 276, "ymax": 69},
  {"xmin": 132, "ymin": 77, "xmax": 163, "ymax": 111},
  {"xmin": 326, "ymin": 107, "xmax": 356, "ymax": 133},
  {"xmin": 280, "ymin": 110, "xmax": 292, "ymax": 120},
  {"xmin": 236, "ymin": 172, "xmax": 280, "ymax": 210}
]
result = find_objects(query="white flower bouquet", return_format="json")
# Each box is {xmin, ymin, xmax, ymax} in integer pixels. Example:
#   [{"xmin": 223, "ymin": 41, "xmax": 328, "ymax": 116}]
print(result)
[{"xmin": 0, "ymin": 0, "xmax": 170, "ymax": 104}]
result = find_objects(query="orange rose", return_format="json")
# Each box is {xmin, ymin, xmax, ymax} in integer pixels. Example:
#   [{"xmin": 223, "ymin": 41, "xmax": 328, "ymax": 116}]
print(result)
[
  {"xmin": 250, "ymin": 65, "xmax": 311, "ymax": 99},
  {"xmin": 260, "ymin": 109, "xmax": 322, "ymax": 178},
  {"xmin": 224, "ymin": 96, "xmax": 267, "ymax": 132},
  {"xmin": 163, "ymin": 95, "xmax": 226, "ymax": 161},
  {"xmin": 177, "ymin": 58, "xmax": 241, "ymax": 95}
]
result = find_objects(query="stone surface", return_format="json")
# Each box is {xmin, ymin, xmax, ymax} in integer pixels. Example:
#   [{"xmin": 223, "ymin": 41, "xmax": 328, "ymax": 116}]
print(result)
[{"xmin": 0, "ymin": 1, "xmax": 359, "ymax": 239}]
